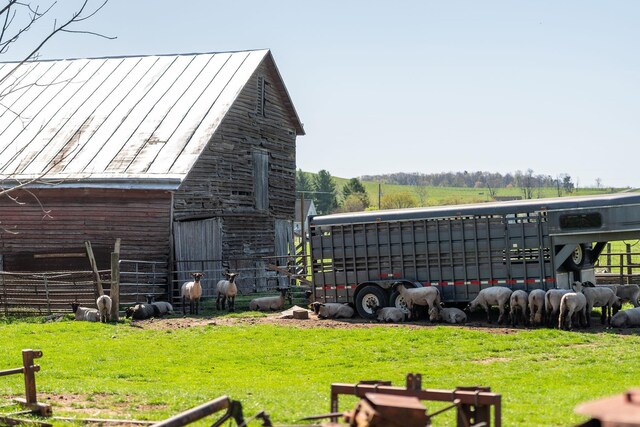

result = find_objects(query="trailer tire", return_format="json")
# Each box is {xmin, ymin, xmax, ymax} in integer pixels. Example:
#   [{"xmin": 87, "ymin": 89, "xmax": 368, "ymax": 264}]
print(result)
[
  {"xmin": 563, "ymin": 244, "xmax": 586, "ymax": 271},
  {"xmin": 389, "ymin": 291, "xmax": 410, "ymax": 315},
  {"xmin": 355, "ymin": 285, "xmax": 388, "ymax": 319}
]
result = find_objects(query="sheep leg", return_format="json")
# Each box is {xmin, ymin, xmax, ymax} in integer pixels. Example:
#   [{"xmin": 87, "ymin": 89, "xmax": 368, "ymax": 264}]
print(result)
[
  {"xmin": 195, "ymin": 299, "xmax": 199, "ymax": 315},
  {"xmin": 183, "ymin": 296, "xmax": 187, "ymax": 315},
  {"xmin": 215, "ymin": 294, "xmax": 221, "ymax": 310},
  {"xmin": 228, "ymin": 296, "xmax": 235, "ymax": 312},
  {"xmin": 585, "ymin": 304, "xmax": 592, "ymax": 327},
  {"xmin": 497, "ymin": 306, "xmax": 506, "ymax": 325},
  {"xmin": 600, "ymin": 306, "xmax": 607, "ymax": 325}
]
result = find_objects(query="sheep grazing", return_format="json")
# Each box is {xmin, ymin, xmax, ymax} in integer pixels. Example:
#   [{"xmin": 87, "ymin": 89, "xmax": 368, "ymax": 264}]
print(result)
[
  {"xmin": 311, "ymin": 302, "xmax": 355, "ymax": 319},
  {"xmin": 572, "ymin": 281, "xmax": 620, "ymax": 326},
  {"xmin": 249, "ymin": 288, "xmax": 291, "ymax": 311},
  {"xmin": 374, "ymin": 306, "xmax": 406, "ymax": 323},
  {"xmin": 394, "ymin": 283, "xmax": 441, "ymax": 321},
  {"xmin": 70, "ymin": 302, "xmax": 99, "ymax": 322},
  {"xmin": 605, "ymin": 284, "xmax": 640, "ymax": 315},
  {"xmin": 467, "ymin": 286, "xmax": 512, "ymax": 324},
  {"xmin": 558, "ymin": 292, "xmax": 588, "ymax": 330},
  {"xmin": 125, "ymin": 303, "xmax": 156, "ymax": 320},
  {"xmin": 181, "ymin": 272, "xmax": 204, "ymax": 315},
  {"xmin": 216, "ymin": 272, "xmax": 239, "ymax": 312},
  {"xmin": 528, "ymin": 289, "xmax": 546, "ymax": 326},
  {"xmin": 509, "ymin": 290, "xmax": 529, "ymax": 327},
  {"xmin": 430, "ymin": 306, "xmax": 467, "ymax": 324},
  {"xmin": 96, "ymin": 295, "xmax": 113, "ymax": 323},
  {"xmin": 544, "ymin": 289, "xmax": 572, "ymax": 327},
  {"xmin": 610, "ymin": 307, "xmax": 640, "ymax": 328}
]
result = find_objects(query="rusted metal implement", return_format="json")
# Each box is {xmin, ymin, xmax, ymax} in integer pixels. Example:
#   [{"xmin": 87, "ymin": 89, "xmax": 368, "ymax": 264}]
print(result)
[
  {"xmin": 149, "ymin": 395, "xmax": 272, "ymax": 427},
  {"xmin": 328, "ymin": 373, "xmax": 501, "ymax": 427},
  {"xmin": 0, "ymin": 349, "xmax": 51, "ymax": 422}
]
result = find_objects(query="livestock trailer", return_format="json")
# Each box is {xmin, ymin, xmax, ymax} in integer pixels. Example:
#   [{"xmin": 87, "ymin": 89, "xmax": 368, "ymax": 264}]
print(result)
[{"xmin": 309, "ymin": 193, "xmax": 640, "ymax": 318}]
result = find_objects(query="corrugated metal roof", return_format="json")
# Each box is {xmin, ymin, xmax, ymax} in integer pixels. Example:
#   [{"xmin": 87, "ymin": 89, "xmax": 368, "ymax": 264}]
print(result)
[{"xmin": 0, "ymin": 49, "xmax": 303, "ymax": 189}]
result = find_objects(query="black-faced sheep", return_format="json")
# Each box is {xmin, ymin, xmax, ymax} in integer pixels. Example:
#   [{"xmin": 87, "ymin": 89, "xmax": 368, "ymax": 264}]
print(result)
[
  {"xmin": 71, "ymin": 303, "xmax": 99, "ymax": 322},
  {"xmin": 467, "ymin": 286, "xmax": 512, "ymax": 324},
  {"xmin": 544, "ymin": 289, "xmax": 571, "ymax": 327},
  {"xmin": 430, "ymin": 306, "xmax": 467, "ymax": 324},
  {"xmin": 558, "ymin": 292, "xmax": 588, "ymax": 330},
  {"xmin": 96, "ymin": 295, "xmax": 112, "ymax": 323},
  {"xmin": 610, "ymin": 307, "xmax": 640, "ymax": 328},
  {"xmin": 310, "ymin": 302, "xmax": 355, "ymax": 319},
  {"xmin": 125, "ymin": 303, "xmax": 156, "ymax": 320},
  {"xmin": 509, "ymin": 290, "xmax": 528, "ymax": 327},
  {"xmin": 216, "ymin": 272, "xmax": 239, "ymax": 312},
  {"xmin": 145, "ymin": 295, "xmax": 174, "ymax": 316},
  {"xmin": 374, "ymin": 306, "xmax": 406, "ymax": 323},
  {"xmin": 395, "ymin": 283, "xmax": 441, "ymax": 321},
  {"xmin": 249, "ymin": 288, "xmax": 291, "ymax": 311},
  {"xmin": 572, "ymin": 281, "xmax": 620, "ymax": 326},
  {"xmin": 528, "ymin": 289, "xmax": 546, "ymax": 326},
  {"xmin": 181, "ymin": 272, "xmax": 204, "ymax": 315}
]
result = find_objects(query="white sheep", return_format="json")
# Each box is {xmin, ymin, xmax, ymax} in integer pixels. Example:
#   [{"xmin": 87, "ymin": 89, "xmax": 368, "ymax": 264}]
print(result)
[
  {"xmin": 125, "ymin": 303, "xmax": 156, "ymax": 320},
  {"xmin": 96, "ymin": 295, "xmax": 112, "ymax": 323},
  {"xmin": 216, "ymin": 272, "xmax": 239, "ymax": 312},
  {"xmin": 610, "ymin": 307, "xmax": 640, "ymax": 328},
  {"xmin": 249, "ymin": 288, "xmax": 290, "ymax": 311},
  {"xmin": 544, "ymin": 289, "xmax": 572, "ymax": 327},
  {"xmin": 572, "ymin": 281, "xmax": 620, "ymax": 326},
  {"xmin": 604, "ymin": 284, "xmax": 640, "ymax": 314},
  {"xmin": 374, "ymin": 306, "xmax": 406, "ymax": 323},
  {"xmin": 181, "ymin": 272, "xmax": 204, "ymax": 315},
  {"xmin": 509, "ymin": 290, "xmax": 528, "ymax": 327},
  {"xmin": 430, "ymin": 306, "xmax": 467, "ymax": 324},
  {"xmin": 558, "ymin": 292, "xmax": 588, "ymax": 330},
  {"xmin": 71, "ymin": 303, "xmax": 99, "ymax": 322},
  {"xmin": 311, "ymin": 302, "xmax": 355, "ymax": 319},
  {"xmin": 467, "ymin": 286, "xmax": 512, "ymax": 324},
  {"xmin": 395, "ymin": 283, "xmax": 441, "ymax": 321},
  {"xmin": 528, "ymin": 289, "xmax": 546, "ymax": 326}
]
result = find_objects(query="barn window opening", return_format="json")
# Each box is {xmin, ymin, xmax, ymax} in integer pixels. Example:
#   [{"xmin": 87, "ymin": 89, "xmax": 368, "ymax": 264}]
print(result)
[{"xmin": 257, "ymin": 76, "xmax": 266, "ymax": 117}]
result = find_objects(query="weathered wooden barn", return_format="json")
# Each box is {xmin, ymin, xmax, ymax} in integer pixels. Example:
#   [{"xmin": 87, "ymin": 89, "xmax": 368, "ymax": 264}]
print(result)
[{"xmin": 0, "ymin": 49, "xmax": 304, "ymax": 302}]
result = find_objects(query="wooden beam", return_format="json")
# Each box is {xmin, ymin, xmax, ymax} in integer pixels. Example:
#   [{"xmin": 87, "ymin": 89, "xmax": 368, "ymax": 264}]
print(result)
[
  {"xmin": 110, "ymin": 252, "xmax": 120, "ymax": 322},
  {"xmin": 84, "ymin": 241, "xmax": 104, "ymax": 297}
]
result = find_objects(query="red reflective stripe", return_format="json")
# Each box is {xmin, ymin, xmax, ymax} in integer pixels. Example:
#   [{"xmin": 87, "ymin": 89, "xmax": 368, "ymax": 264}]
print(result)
[
  {"xmin": 453, "ymin": 281, "xmax": 465, "ymax": 285},
  {"xmin": 469, "ymin": 280, "xmax": 480, "ymax": 285}
]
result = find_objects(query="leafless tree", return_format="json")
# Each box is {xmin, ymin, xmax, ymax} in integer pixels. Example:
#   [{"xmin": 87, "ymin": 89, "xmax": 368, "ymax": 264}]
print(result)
[{"xmin": 0, "ymin": 0, "xmax": 113, "ymax": 233}]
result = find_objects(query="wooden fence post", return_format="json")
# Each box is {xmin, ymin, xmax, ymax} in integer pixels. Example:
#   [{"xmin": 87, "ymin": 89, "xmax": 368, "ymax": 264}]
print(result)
[
  {"xmin": 85, "ymin": 241, "xmax": 104, "ymax": 297},
  {"xmin": 626, "ymin": 243, "xmax": 632, "ymax": 284},
  {"xmin": 111, "ymin": 252, "xmax": 120, "ymax": 322}
]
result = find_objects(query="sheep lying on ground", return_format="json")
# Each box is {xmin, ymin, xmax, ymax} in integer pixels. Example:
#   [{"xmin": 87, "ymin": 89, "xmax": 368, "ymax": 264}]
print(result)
[
  {"xmin": 96, "ymin": 295, "xmax": 112, "ymax": 323},
  {"xmin": 528, "ymin": 289, "xmax": 546, "ymax": 326},
  {"xmin": 545, "ymin": 289, "xmax": 571, "ymax": 327},
  {"xmin": 125, "ymin": 303, "xmax": 156, "ymax": 320},
  {"xmin": 249, "ymin": 288, "xmax": 291, "ymax": 311},
  {"xmin": 610, "ymin": 307, "xmax": 640, "ymax": 328},
  {"xmin": 430, "ymin": 306, "xmax": 467, "ymax": 324},
  {"xmin": 467, "ymin": 286, "xmax": 512, "ymax": 324},
  {"xmin": 509, "ymin": 290, "xmax": 528, "ymax": 327},
  {"xmin": 216, "ymin": 272, "xmax": 239, "ymax": 312},
  {"xmin": 558, "ymin": 292, "xmax": 588, "ymax": 330},
  {"xmin": 395, "ymin": 283, "xmax": 441, "ymax": 321},
  {"xmin": 71, "ymin": 303, "xmax": 99, "ymax": 322},
  {"xmin": 373, "ymin": 306, "xmax": 406, "ymax": 323},
  {"xmin": 572, "ymin": 281, "xmax": 620, "ymax": 326},
  {"xmin": 145, "ymin": 295, "xmax": 174, "ymax": 316},
  {"xmin": 310, "ymin": 302, "xmax": 355, "ymax": 319},
  {"xmin": 181, "ymin": 272, "xmax": 204, "ymax": 315}
]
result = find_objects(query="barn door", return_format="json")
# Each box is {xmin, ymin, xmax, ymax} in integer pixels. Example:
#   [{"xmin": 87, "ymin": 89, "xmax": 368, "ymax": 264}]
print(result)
[
  {"xmin": 173, "ymin": 218, "xmax": 222, "ymax": 299},
  {"xmin": 274, "ymin": 219, "xmax": 294, "ymax": 288}
]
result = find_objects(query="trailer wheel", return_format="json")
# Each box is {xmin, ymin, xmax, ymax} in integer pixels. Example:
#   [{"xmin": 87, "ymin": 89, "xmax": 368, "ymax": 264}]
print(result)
[
  {"xmin": 389, "ymin": 291, "xmax": 410, "ymax": 314},
  {"xmin": 563, "ymin": 244, "xmax": 586, "ymax": 271},
  {"xmin": 355, "ymin": 285, "xmax": 388, "ymax": 319}
]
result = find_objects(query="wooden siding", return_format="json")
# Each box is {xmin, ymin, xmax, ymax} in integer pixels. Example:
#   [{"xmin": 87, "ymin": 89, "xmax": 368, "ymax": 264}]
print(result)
[
  {"xmin": 0, "ymin": 188, "xmax": 172, "ymax": 272},
  {"xmin": 173, "ymin": 57, "xmax": 298, "ymax": 259}
]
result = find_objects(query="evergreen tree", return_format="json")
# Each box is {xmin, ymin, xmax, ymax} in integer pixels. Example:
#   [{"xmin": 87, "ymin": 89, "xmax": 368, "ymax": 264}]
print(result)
[
  {"xmin": 296, "ymin": 169, "xmax": 313, "ymax": 193},
  {"xmin": 342, "ymin": 177, "xmax": 370, "ymax": 208},
  {"xmin": 313, "ymin": 169, "xmax": 338, "ymax": 214}
]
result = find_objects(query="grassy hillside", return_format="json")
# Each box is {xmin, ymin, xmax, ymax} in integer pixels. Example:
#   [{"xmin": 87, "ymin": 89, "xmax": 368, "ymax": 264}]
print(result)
[{"xmin": 328, "ymin": 175, "xmax": 618, "ymax": 208}]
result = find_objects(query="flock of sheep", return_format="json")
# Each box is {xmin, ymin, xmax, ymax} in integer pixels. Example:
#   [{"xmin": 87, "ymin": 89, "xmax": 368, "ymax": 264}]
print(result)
[
  {"xmin": 465, "ymin": 281, "xmax": 640, "ymax": 329},
  {"xmin": 70, "ymin": 270, "xmax": 640, "ymax": 330}
]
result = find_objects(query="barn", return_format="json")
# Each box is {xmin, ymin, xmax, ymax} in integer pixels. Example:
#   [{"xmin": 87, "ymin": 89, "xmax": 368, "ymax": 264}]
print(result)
[{"xmin": 0, "ymin": 49, "xmax": 304, "ymax": 308}]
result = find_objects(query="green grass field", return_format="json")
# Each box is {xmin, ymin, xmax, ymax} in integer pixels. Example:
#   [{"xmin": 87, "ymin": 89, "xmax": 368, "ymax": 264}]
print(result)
[{"xmin": 1, "ymin": 315, "xmax": 639, "ymax": 426}]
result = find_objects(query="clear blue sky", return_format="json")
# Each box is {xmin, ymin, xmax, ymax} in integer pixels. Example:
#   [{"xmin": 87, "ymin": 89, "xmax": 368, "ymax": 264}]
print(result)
[{"xmin": 7, "ymin": 1, "xmax": 640, "ymax": 188}]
